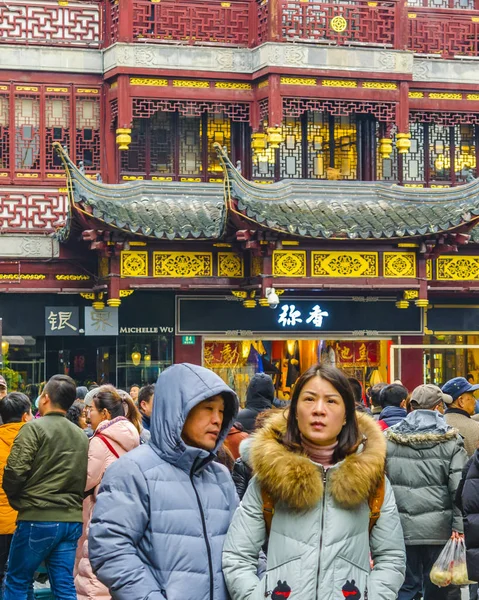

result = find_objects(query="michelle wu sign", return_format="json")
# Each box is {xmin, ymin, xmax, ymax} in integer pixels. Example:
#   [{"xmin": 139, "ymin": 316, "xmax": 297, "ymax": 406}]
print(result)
[
  {"xmin": 177, "ymin": 296, "xmax": 423, "ymax": 336},
  {"xmin": 45, "ymin": 307, "xmax": 79, "ymax": 336},
  {"xmin": 85, "ymin": 307, "xmax": 118, "ymax": 336}
]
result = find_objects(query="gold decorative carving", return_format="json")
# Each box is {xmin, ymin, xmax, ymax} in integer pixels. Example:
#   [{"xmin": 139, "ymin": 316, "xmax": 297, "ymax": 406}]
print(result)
[
  {"xmin": 436, "ymin": 256, "xmax": 479, "ymax": 280},
  {"xmin": 121, "ymin": 251, "xmax": 148, "ymax": 277},
  {"xmin": 56, "ymin": 274, "xmax": 90, "ymax": 281},
  {"xmin": 403, "ymin": 289, "xmax": 419, "ymax": 300},
  {"xmin": 180, "ymin": 177, "xmax": 202, "ymax": 182},
  {"xmin": 466, "ymin": 94, "xmax": 479, "ymax": 101},
  {"xmin": 312, "ymin": 252, "xmax": 378, "ymax": 278},
  {"xmin": 80, "ymin": 293, "xmax": 95, "ymax": 300},
  {"xmin": 130, "ymin": 78, "xmax": 168, "ymax": 87},
  {"xmin": 119, "ymin": 290, "xmax": 135, "ymax": 298},
  {"xmin": 251, "ymin": 256, "xmax": 263, "ymax": 277},
  {"xmin": 76, "ymin": 89, "xmax": 100, "ymax": 94},
  {"xmin": 363, "ymin": 82, "xmax": 397, "ymax": 90},
  {"xmin": 258, "ymin": 80, "xmax": 269, "ymax": 89},
  {"xmin": 330, "ymin": 16, "xmax": 348, "ymax": 32},
  {"xmin": 280, "ymin": 77, "xmax": 317, "ymax": 86},
  {"xmin": 122, "ymin": 175, "xmax": 144, "ymax": 181},
  {"xmin": 0, "ymin": 274, "xmax": 46, "ymax": 280},
  {"xmin": 215, "ymin": 82, "xmax": 252, "ymax": 90},
  {"xmin": 429, "ymin": 92, "xmax": 462, "ymax": 100},
  {"xmin": 408, "ymin": 12, "xmax": 417, "ymax": 17},
  {"xmin": 0, "ymin": 86, "xmax": 8, "ymax": 91},
  {"xmin": 427, "ymin": 259, "xmax": 432, "ymax": 281},
  {"xmin": 46, "ymin": 87, "xmax": 68, "ymax": 93},
  {"xmin": 152, "ymin": 176, "xmax": 173, "ymax": 181},
  {"xmin": 383, "ymin": 252, "xmax": 417, "ymax": 278},
  {"xmin": 404, "ymin": 183, "xmax": 424, "ymax": 188},
  {"xmin": 16, "ymin": 173, "xmax": 39, "ymax": 178},
  {"xmin": 15, "ymin": 86, "xmax": 38, "ymax": 92},
  {"xmin": 218, "ymin": 253, "xmax": 244, "ymax": 278},
  {"xmin": 409, "ymin": 91, "xmax": 424, "ymax": 98},
  {"xmin": 322, "ymin": 79, "xmax": 357, "ymax": 88},
  {"xmin": 173, "ymin": 80, "xmax": 210, "ymax": 88},
  {"xmin": 273, "ymin": 251, "xmax": 306, "ymax": 277},
  {"xmin": 153, "ymin": 252, "xmax": 212, "ymax": 277}
]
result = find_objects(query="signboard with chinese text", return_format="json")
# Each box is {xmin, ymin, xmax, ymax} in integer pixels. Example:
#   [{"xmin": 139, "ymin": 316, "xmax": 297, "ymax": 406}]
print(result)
[
  {"xmin": 85, "ymin": 307, "xmax": 119, "ymax": 336},
  {"xmin": 177, "ymin": 296, "xmax": 422, "ymax": 336},
  {"xmin": 45, "ymin": 307, "xmax": 80, "ymax": 336}
]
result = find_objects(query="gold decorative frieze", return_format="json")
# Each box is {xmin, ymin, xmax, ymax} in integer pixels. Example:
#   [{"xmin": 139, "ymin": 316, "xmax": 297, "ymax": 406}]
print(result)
[
  {"xmin": 403, "ymin": 289, "xmax": 419, "ymax": 300},
  {"xmin": 281, "ymin": 77, "xmax": 317, "ymax": 86},
  {"xmin": 257, "ymin": 80, "xmax": 269, "ymax": 89},
  {"xmin": 409, "ymin": 91, "xmax": 424, "ymax": 99},
  {"xmin": 46, "ymin": 87, "xmax": 68, "ymax": 93},
  {"xmin": 121, "ymin": 251, "xmax": 148, "ymax": 277},
  {"xmin": 15, "ymin": 86, "xmax": 39, "ymax": 92},
  {"xmin": 429, "ymin": 92, "xmax": 462, "ymax": 100},
  {"xmin": 172, "ymin": 80, "xmax": 210, "ymax": 88},
  {"xmin": 0, "ymin": 274, "xmax": 45, "ymax": 280},
  {"xmin": 467, "ymin": 94, "xmax": 479, "ymax": 101},
  {"xmin": 251, "ymin": 256, "xmax": 263, "ymax": 277},
  {"xmin": 362, "ymin": 82, "xmax": 397, "ymax": 90},
  {"xmin": 119, "ymin": 290, "xmax": 135, "ymax": 297},
  {"xmin": 218, "ymin": 253, "xmax": 244, "ymax": 278},
  {"xmin": 427, "ymin": 259, "xmax": 433, "ymax": 280},
  {"xmin": 56, "ymin": 274, "xmax": 90, "ymax": 281},
  {"xmin": 153, "ymin": 252, "xmax": 212, "ymax": 277},
  {"xmin": 215, "ymin": 82, "xmax": 252, "ymax": 90},
  {"xmin": 322, "ymin": 80, "xmax": 357, "ymax": 88},
  {"xmin": 273, "ymin": 251, "xmax": 306, "ymax": 277},
  {"xmin": 437, "ymin": 256, "xmax": 479, "ymax": 280},
  {"xmin": 130, "ymin": 78, "xmax": 168, "ymax": 87},
  {"xmin": 330, "ymin": 16, "xmax": 348, "ymax": 32},
  {"xmin": 312, "ymin": 252, "xmax": 378, "ymax": 278},
  {"xmin": 383, "ymin": 252, "xmax": 417, "ymax": 278},
  {"xmin": 76, "ymin": 88, "xmax": 99, "ymax": 94}
]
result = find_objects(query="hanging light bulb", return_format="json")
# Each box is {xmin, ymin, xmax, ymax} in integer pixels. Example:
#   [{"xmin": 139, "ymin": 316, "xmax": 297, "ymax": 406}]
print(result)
[
  {"xmin": 131, "ymin": 350, "xmax": 141, "ymax": 366},
  {"xmin": 1, "ymin": 341, "xmax": 8, "ymax": 356}
]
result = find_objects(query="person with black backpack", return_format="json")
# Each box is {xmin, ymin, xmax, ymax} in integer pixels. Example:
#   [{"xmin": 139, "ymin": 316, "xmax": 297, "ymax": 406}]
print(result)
[{"xmin": 223, "ymin": 364, "xmax": 405, "ymax": 600}]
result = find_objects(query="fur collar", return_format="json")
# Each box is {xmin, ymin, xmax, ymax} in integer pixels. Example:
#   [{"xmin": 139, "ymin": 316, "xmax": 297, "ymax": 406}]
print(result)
[
  {"xmin": 385, "ymin": 428, "xmax": 459, "ymax": 446},
  {"xmin": 250, "ymin": 411, "xmax": 386, "ymax": 511}
]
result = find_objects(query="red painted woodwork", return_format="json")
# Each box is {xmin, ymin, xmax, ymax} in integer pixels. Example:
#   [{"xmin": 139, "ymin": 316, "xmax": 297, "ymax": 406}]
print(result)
[
  {"xmin": 399, "ymin": 336, "xmax": 424, "ymax": 390},
  {"xmin": 408, "ymin": 7, "xmax": 479, "ymax": 57},
  {"xmin": 0, "ymin": 1, "xmax": 102, "ymax": 48},
  {"xmin": 283, "ymin": 98, "xmax": 397, "ymax": 123},
  {"xmin": 0, "ymin": 187, "xmax": 68, "ymax": 232},
  {"xmin": 174, "ymin": 335, "xmax": 203, "ymax": 365},
  {"xmin": 131, "ymin": 99, "xmax": 250, "ymax": 122}
]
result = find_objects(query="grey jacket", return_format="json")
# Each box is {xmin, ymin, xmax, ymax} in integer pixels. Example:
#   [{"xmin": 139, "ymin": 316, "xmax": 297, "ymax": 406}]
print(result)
[
  {"xmin": 385, "ymin": 410, "xmax": 467, "ymax": 545},
  {"xmin": 89, "ymin": 363, "xmax": 239, "ymax": 600},
  {"xmin": 223, "ymin": 411, "xmax": 406, "ymax": 600}
]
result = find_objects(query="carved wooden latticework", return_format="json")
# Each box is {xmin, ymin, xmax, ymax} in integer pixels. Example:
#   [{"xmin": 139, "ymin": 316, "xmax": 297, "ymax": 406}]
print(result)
[
  {"xmin": 283, "ymin": 98, "xmax": 396, "ymax": 122},
  {"xmin": 132, "ymin": 99, "xmax": 250, "ymax": 122},
  {"xmin": 0, "ymin": 1, "xmax": 102, "ymax": 47},
  {"xmin": 280, "ymin": 0, "xmax": 397, "ymax": 47}
]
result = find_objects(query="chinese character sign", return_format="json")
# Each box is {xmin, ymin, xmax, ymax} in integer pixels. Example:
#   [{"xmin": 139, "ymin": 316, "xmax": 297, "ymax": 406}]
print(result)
[
  {"xmin": 45, "ymin": 307, "xmax": 80, "ymax": 336},
  {"xmin": 85, "ymin": 307, "xmax": 119, "ymax": 336},
  {"xmin": 278, "ymin": 304, "xmax": 329, "ymax": 328}
]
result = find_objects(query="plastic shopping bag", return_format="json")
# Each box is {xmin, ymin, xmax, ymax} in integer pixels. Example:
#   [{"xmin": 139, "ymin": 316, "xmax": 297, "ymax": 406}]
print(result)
[{"xmin": 430, "ymin": 537, "xmax": 471, "ymax": 587}]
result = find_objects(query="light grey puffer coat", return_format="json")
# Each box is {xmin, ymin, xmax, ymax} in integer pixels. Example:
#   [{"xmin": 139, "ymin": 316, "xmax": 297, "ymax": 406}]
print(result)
[
  {"xmin": 385, "ymin": 409, "xmax": 467, "ymax": 545},
  {"xmin": 223, "ymin": 411, "xmax": 406, "ymax": 600},
  {"xmin": 89, "ymin": 363, "xmax": 239, "ymax": 600}
]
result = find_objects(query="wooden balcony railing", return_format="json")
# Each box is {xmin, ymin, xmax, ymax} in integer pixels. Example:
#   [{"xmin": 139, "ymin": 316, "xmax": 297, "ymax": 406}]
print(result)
[
  {"xmin": 105, "ymin": 0, "xmax": 479, "ymax": 58},
  {"xmin": 0, "ymin": 0, "xmax": 102, "ymax": 48}
]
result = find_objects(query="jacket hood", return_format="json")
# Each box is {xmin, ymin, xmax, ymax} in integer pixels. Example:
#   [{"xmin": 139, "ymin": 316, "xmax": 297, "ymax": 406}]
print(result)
[
  {"xmin": 150, "ymin": 363, "xmax": 239, "ymax": 473},
  {"xmin": 0, "ymin": 422, "xmax": 24, "ymax": 451},
  {"xmin": 379, "ymin": 405, "xmax": 407, "ymax": 422},
  {"xmin": 96, "ymin": 417, "xmax": 140, "ymax": 453},
  {"xmin": 385, "ymin": 410, "xmax": 459, "ymax": 447},
  {"xmin": 250, "ymin": 410, "xmax": 385, "ymax": 511},
  {"xmin": 238, "ymin": 437, "xmax": 252, "ymax": 467},
  {"xmin": 245, "ymin": 373, "xmax": 274, "ymax": 411}
]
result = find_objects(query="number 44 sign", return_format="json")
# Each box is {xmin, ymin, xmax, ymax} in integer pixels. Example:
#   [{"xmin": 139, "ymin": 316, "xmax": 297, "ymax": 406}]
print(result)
[{"xmin": 278, "ymin": 304, "xmax": 329, "ymax": 328}]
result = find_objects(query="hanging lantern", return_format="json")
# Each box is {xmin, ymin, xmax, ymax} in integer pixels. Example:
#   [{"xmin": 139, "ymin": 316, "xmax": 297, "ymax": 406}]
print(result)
[
  {"xmin": 1, "ymin": 340, "xmax": 9, "ymax": 356},
  {"xmin": 415, "ymin": 299, "xmax": 429, "ymax": 308},
  {"xmin": 116, "ymin": 128, "xmax": 132, "ymax": 151},
  {"xmin": 107, "ymin": 298, "xmax": 121, "ymax": 307},
  {"xmin": 144, "ymin": 354, "xmax": 151, "ymax": 367},
  {"xmin": 379, "ymin": 138, "xmax": 393, "ymax": 159},
  {"xmin": 131, "ymin": 350, "xmax": 142, "ymax": 366},
  {"xmin": 251, "ymin": 132, "xmax": 267, "ymax": 152},
  {"xmin": 396, "ymin": 132, "xmax": 411, "ymax": 155},
  {"xmin": 266, "ymin": 127, "xmax": 283, "ymax": 149},
  {"xmin": 92, "ymin": 300, "xmax": 105, "ymax": 311},
  {"xmin": 395, "ymin": 300, "xmax": 409, "ymax": 309}
]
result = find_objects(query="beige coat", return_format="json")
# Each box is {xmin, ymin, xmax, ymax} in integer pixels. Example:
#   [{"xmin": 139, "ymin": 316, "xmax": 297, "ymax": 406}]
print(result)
[
  {"xmin": 74, "ymin": 417, "xmax": 140, "ymax": 600},
  {"xmin": 445, "ymin": 410, "xmax": 479, "ymax": 456}
]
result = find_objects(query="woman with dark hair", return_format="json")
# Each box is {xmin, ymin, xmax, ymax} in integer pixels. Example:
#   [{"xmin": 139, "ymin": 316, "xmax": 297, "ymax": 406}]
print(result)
[
  {"xmin": 75, "ymin": 385, "xmax": 140, "ymax": 599},
  {"xmin": 223, "ymin": 364, "xmax": 406, "ymax": 600}
]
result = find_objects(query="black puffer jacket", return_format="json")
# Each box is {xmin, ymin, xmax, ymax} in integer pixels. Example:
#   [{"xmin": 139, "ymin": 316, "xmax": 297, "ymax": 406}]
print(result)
[
  {"xmin": 456, "ymin": 449, "xmax": 479, "ymax": 581},
  {"xmin": 236, "ymin": 373, "xmax": 274, "ymax": 433},
  {"xmin": 232, "ymin": 437, "xmax": 253, "ymax": 500}
]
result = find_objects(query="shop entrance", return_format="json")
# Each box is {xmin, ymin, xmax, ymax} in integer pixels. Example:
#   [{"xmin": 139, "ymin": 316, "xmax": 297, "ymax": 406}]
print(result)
[{"xmin": 204, "ymin": 337, "xmax": 391, "ymax": 403}]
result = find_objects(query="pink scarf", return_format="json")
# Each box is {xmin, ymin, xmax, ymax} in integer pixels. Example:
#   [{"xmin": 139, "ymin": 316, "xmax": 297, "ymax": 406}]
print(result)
[{"xmin": 300, "ymin": 435, "xmax": 338, "ymax": 469}]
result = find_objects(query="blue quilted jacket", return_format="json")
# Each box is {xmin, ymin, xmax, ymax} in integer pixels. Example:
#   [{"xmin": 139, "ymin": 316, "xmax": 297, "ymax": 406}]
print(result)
[{"xmin": 89, "ymin": 363, "xmax": 239, "ymax": 600}]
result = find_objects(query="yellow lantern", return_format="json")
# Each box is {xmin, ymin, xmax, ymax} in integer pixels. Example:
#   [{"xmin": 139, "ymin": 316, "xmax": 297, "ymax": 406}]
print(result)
[
  {"xmin": 144, "ymin": 354, "xmax": 151, "ymax": 367},
  {"xmin": 131, "ymin": 351, "xmax": 141, "ymax": 366},
  {"xmin": 251, "ymin": 132, "xmax": 267, "ymax": 152},
  {"xmin": 116, "ymin": 128, "xmax": 132, "ymax": 151},
  {"xmin": 1, "ymin": 340, "xmax": 9, "ymax": 356},
  {"xmin": 396, "ymin": 132, "xmax": 411, "ymax": 155},
  {"xmin": 379, "ymin": 138, "xmax": 393, "ymax": 159},
  {"xmin": 266, "ymin": 127, "xmax": 283, "ymax": 149},
  {"xmin": 395, "ymin": 300, "xmax": 409, "ymax": 309}
]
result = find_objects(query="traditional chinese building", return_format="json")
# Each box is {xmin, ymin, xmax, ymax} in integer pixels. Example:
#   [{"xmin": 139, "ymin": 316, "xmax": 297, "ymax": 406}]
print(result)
[{"xmin": 3, "ymin": 0, "xmax": 479, "ymax": 394}]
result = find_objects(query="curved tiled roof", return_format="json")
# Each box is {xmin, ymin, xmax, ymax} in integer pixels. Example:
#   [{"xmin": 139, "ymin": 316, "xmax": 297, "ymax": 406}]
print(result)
[
  {"xmin": 216, "ymin": 145, "xmax": 479, "ymax": 240},
  {"xmin": 54, "ymin": 143, "xmax": 226, "ymax": 241}
]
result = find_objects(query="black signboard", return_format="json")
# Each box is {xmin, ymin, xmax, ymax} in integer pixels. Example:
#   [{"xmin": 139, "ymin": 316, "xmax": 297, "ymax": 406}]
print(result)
[
  {"xmin": 177, "ymin": 296, "xmax": 423, "ymax": 336},
  {"xmin": 427, "ymin": 304, "xmax": 479, "ymax": 333}
]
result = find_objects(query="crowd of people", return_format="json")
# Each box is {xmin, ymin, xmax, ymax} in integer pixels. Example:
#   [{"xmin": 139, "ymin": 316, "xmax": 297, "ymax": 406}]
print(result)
[{"xmin": 0, "ymin": 364, "xmax": 477, "ymax": 599}]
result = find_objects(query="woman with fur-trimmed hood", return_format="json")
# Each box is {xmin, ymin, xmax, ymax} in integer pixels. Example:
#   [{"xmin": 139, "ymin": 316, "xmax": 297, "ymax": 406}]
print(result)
[{"xmin": 223, "ymin": 364, "xmax": 406, "ymax": 600}]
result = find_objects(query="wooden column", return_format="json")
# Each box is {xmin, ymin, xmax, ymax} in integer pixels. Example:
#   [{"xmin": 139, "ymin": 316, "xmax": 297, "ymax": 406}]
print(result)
[
  {"xmin": 267, "ymin": 0, "xmax": 282, "ymax": 42},
  {"xmin": 117, "ymin": 0, "xmax": 134, "ymax": 43},
  {"xmin": 116, "ymin": 75, "xmax": 132, "ymax": 152},
  {"xmin": 174, "ymin": 336, "xmax": 203, "ymax": 365},
  {"xmin": 394, "ymin": 0, "xmax": 409, "ymax": 51},
  {"xmin": 268, "ymin": 75, "xmax": 282, "ymax": 128}
]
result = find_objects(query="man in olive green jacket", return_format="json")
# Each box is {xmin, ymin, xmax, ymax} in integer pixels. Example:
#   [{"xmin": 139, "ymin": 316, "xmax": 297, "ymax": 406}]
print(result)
[{"xmin": 2, "ymin": 374, "xmax": 88, "ymax": 600}]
